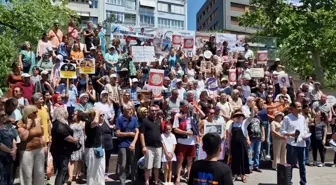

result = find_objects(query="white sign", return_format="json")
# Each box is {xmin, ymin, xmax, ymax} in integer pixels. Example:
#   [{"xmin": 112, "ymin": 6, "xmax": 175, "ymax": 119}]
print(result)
[
  {"xmin": 132, "ymin": 46, "xmax": 155, "ymax": 62},
  {"xmin": 327, "ymin": 95, "xmax": 336, "ymax": 106},
  {"xmin": 215, "ymin": 33, "xmax": 237, "ymax": 49},
  {"xmin": 278, "ymin": 73, "xmax": 290, "ymax": 87},
  {"xmin": 204, "ymin": 123, "xmax": 224, "ymax": 138},
  {"xmin": 250, "ymin": 68, "xmax": 265, "ymax": 78}
]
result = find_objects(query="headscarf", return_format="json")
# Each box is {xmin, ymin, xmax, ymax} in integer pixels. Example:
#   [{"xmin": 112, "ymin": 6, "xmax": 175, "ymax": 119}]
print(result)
[{"xmin": 52, "ymin": 93, "xmax": 63, "ymax": 106}]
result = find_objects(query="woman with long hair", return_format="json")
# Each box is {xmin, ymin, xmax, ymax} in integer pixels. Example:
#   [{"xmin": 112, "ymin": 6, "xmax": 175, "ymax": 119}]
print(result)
[
  {"xmin": 50, "ymin": 107, "xmax": 79, "ymax": 185},
  {"xmin": 50, "ymin": 93, "xmax": 66, "ymax": 121},
  {"xmin": 36, "ymin": 33, "xmax": 53, "ymax": 59},
  {"xmin": 6, "ymin": 63, "xmax": 23, "ymax": 97},
  {"xmin": 68, "ymin": 111, "xmax": 85, "ymax": 184},
  {"xmin": 271, "ymin": 111, "xmax": 286, "ymax": 170},
  {"xmin": 311, "ymin": 108, "xmax": 328, "ymax": 167},
  {"xmin": 17, "ymin": 105, "xmax": 45, "ymax": 185}
]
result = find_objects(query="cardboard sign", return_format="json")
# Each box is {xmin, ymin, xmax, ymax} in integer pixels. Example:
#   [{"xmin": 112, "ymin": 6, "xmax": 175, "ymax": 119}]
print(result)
[
  {"xmin": 148, "ymin": 69, "xmax": 164, "ymax": 88},
  {"xmin": 257, "ymin": 50, "xmax": 268, "ymax": 65},
  {"xmin": 132, "ymin": 46, "xmax": 155, "ymax": 63},
  {"xmin": 278, "ymin": 73, "xmax": 290, "ymax": 87},
  {"xmin": 183, "ymin": 37, "xmax": 194, "ymax": 50},
  {"xmin": 250, "ymin": 68, "xmax": 265, "ymax": 78},
  {"xmin": 60, "ymin": 63, "xmax": 76, "ymax": 79},
  {"xmin": 216, "ymin": 33, "xmax": 237, "ymax": 49},
  {"xmin": 229, "ymin": 69, "xmax": 237, "ymax": 85},
  {"xmin": 118, "ymin": 70, "xmax": 130, "ymax": 89},
  {"xmin": 172, "ymin": 34, "xmax": 182, "ymax": 46},
  {"xmin": 79, "ymin": 58, "xmax": 95, "ymax": 74}
]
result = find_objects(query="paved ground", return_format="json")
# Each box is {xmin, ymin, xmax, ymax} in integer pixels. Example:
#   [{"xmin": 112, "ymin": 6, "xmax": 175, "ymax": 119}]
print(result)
[{"xmin": 15, "ymin": 162, "xmax": 336, "ymax": 185}]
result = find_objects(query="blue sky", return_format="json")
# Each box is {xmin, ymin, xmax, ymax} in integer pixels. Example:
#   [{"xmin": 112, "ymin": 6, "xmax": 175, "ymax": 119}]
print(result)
[{"xmin": 187, "ymin": 0, "xmax": 205, "ymax": 30}]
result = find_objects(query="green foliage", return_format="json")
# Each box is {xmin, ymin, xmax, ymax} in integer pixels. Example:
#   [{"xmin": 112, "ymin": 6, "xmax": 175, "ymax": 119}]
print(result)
[
  {"xmin": 0, "ymin": 0, "xmax": 77, "ymax": 89},
  {"xmin": 238, "ymin": 0, "xmax": 336, "ymax": 88}
]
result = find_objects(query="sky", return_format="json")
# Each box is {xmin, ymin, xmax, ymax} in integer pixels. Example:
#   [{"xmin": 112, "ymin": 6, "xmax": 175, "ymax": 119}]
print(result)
[{"xmin": 187, "ymin": 0, "xmax": 205, "ymax": 31}]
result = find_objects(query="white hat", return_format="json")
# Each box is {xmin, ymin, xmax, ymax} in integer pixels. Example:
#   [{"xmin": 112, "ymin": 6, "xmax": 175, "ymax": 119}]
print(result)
[
  {"xmin": 275, "ymin": 58, "xmax": 281, "ymax": 62},
  {"xmin": 21, "ymin": 73, "xmax": 31, "ymax": 78},
  {"xmin": 79, "ymin": 93, "xmax": 89, "ymax": 99},
  {"xmin": 41, "ymin": 70, "xmax": 49, "ymax": 75},
  {"xmin": 176, "ymin": 79, "xmax": 182, "ymax": 83},
  {"xmin": 100, "ymin": 90, "xmax": 108, "ymax": 95},
  {"xmin": 90, "ymin": 46, "xmax": 96, "ymax": 50},
  {"xmin": 110, "ymin": 73, "xmax": 118, "ymax": 78},
  {"xmin": 132, "ymin": 78, "xmax": 139, "ymax": 83},
  {"xmin": 108, "ymin": 44, "xmax": 115, "ymax": 49}
]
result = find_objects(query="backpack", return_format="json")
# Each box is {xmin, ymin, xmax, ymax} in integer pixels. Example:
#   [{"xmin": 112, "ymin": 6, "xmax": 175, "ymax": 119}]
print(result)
[{"xmin": 247, "ymin": 118, "xmax": 262, "ymax": 139}]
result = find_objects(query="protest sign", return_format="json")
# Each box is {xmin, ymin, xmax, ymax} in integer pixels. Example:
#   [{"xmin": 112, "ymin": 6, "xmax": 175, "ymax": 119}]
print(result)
[
  {"xmin": 79, "ymin": 58, "xmax": 95, "ymax": 74},
  {"xmin": 229, "ymin": 69, "xmax": 237, "ymax": 85},
  {"xmin": 183, "ymin": 37, "xmax": 194, "ymax": 50},
  {"xmin": 207, "ymin": 77, "xmax": 218, "ymax": 91},
  {"xmin": 60, "ymin": 63, "xmax": 76, "ymax": 79},
  {"xmin": 250, "ymin": 68, "xmax": 265, "ymax": 78},
  {"xmin": 198, "ymin": 141, "xmax": 225, "ymax": 160},
  {"xmin": 132, "ymin": 46, "xmax": 155, "ymax": 63},
  {"xmin": 148, "ymin": 69, "xmax": 164, "ymax": 88},
  {"xmin": 278, "ymin": 73, "xmax": 290, "ymax": 87},
  {"xmin": 137, "ymin": 90, "xmax": 153, "ymax": 102},
  {"xmin": 195, "ymin": 32, "xmax": 212, "ymax": 48},
  {"xmin": 172, "ymin": 34, "xmax": 182, "ymax": 47},
  {"xmin": 257, "ymin": 50, "xmax": 268, "ymax": 65},
  {"xmin": 118, "ymin": 70, "xmax": 130, "ymax": 89},
  {"xmin": 215, "ymin": 33, "xmax": 237, "ymax": 49}
]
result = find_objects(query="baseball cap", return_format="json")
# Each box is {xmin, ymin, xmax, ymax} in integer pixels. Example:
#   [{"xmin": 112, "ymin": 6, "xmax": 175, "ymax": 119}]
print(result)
[
  {"xmin": 176, "ymin": 79, "xmax": 182, "ymax": 83},
  {"xmin": 79, "ymin": 93, "xmax": 89, "ymax": 99},
  {"xmin": 41, "ymin": 70, "xmax": 49, "ymax": 75},
  {"xmin": 132, "ymin": 78, "xmax": 139, "ymax": 83},
  {"xmin": 275, "ymin": 58, "xmax": 281, "ymax": 62},
  {"xmin": 108, "ymin": 44, "xmax": 115, "ymax": 49}
]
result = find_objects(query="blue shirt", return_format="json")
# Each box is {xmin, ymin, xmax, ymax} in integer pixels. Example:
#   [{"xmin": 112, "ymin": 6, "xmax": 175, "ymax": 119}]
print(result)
[
  {"xmin": 61, "ymin": 85, "xmax": 78, "ymax": 107},
  {"xmin": 129, "ymin": 87, "xmax": 140, "ymax": 105},
  {"xmin": 116, "ymin": 115, "xmax": 139, "ymax": 148}
]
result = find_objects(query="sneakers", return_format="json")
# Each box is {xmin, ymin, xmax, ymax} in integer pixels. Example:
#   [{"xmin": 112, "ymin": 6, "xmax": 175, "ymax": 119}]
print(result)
[
  {"xmin": 265, "ymin": 155, "xmax": 271, "ymax": 161},
  {"xmin": 317, "ymin": 163, "xmax": 325, "ymax": 167},
  {"xmin": 313, "ymin": 161, "xmax": 318, "ymax": 166}
]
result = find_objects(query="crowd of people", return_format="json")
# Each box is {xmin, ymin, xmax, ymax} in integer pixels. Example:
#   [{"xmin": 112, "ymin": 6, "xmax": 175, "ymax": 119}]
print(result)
[{"xmin": 0, "ymin": 20, "xmax": 336, "ymax": 185}]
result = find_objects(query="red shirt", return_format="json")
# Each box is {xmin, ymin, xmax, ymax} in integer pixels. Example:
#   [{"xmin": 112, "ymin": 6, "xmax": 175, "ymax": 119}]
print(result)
[{"xmin": 15, "ymin": 82, "xmax": 34, "ymax": 104}]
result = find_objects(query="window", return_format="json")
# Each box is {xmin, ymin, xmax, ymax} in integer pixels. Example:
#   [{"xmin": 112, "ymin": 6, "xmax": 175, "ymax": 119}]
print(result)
[
  {"xmin": 158, "ymin": 2, "xmax": 168, "ymax": 12},
  {"xmin": 171, "ymin": 4, "xmax": 184, "ymax": 14},
  {"xmin": 158, "ymin": 18, "xmax": 184, "ymax": 30},
  {"xmin": 231, "ymin": 16, "xmax": 238, "ymax": 25},
  {"xmin": 140, "ymin": 15, "xmax": 154, "ymax": 26},
  {"xmin": 125, "ymin": 0, "xmax": 136, "ymax": 10},
  {"xmin": 231, "ymin": 2, "xmax": 246, "ymax": 12},
  {"xmin": 106, "ymin": 0, "xmax": 123, "ymax": 5},
  {"xmin": 124, "ymin": 14, "xmax": 136, "ymax": 25}
]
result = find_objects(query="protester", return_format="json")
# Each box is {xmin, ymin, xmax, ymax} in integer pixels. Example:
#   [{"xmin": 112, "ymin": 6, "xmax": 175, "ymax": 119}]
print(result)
[
  {"xmin": 271, "ymin": 111, "xmax": 286, "ymax": 170},
  {"xmin": 188, "ymin": 133, "xmax": 233, "ymax": 185}
]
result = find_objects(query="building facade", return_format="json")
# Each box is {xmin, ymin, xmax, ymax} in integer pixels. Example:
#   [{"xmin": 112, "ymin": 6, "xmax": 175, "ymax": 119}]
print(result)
[
  {"xmin": 67, "ymin": 0, "xmax": 187, "ymax": 30},
  {"xmin": 196, "ymin": 0, "xmax": 256, "ymax": 34}
]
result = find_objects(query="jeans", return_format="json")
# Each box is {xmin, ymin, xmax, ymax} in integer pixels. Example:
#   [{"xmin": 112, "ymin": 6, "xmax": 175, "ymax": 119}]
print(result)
[
  {"xmin": 286, "ymin": 144, "xmax": 306, "ymax": 185},
  {"xmin": 118, "ymin": 148, "xmax": 136, "ymax": 185},
  {"xmin": 53, "ymin": 154, "xmax": 70, "ymax": 185},
  {"xmin": 262, "ymin": 121, "xmax": 271, "ymax": 157},
  {"xmin": 304, "ymin": 138, "xmax": 311, "ymax": 164},
  {"xmin": 248, "ymin": 140, "xmax": 262, "ymax": 169}
]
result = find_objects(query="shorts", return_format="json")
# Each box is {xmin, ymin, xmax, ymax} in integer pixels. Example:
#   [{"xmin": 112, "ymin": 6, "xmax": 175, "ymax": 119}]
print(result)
[
  {"xmin": 175, "ymin": 143, "xmax": 196, "ymax": 159},
  {"xmin": 144, "ymin": 147, "xmax": 162, "ymax": 169}
]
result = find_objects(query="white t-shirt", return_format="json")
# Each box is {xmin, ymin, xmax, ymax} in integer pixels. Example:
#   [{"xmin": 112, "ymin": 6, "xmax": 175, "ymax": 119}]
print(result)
[
  {"xmin": 272, "ymin": 70, "xmax": 285, "ymax": 84},
  {"xmin": 173, "ymin": 113, "xmax": 196, "ymax": 145},
  {"xmin": 161, "ymin": 133, "xmax": 177, "ymax": 153}
]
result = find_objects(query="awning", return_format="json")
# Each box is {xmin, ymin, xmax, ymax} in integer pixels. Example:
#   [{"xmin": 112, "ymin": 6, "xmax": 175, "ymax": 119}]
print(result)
[{"xmin": 139, "ymin": 0, "xmax": 156, "ymax": 8}]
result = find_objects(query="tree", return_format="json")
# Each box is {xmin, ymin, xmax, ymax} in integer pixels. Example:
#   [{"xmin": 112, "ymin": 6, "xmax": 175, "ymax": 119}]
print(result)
[
  {"xmin": 0, "ymin": 0, "xmax": 77, "ymax": 88},
  {"xmin": 238, "ymin": 0, "xmax": 336, "ymax": 87}
]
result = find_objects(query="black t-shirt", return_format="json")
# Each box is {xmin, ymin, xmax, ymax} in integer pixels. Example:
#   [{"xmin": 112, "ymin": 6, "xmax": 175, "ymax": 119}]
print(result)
[
  {"xmin": 188, "ymin": 160, "xmax": 233, "ymax": 185},
  {"xmin": 140, "ymin": 118, "xmax": 162, "ymax": 148},
  {"xmin": 85, "ymin": 120, "xmax": 103, "ymax": 148},
  {"xmin": 50, "ymin": 120, "xmax": 73, "ymax": 155}
]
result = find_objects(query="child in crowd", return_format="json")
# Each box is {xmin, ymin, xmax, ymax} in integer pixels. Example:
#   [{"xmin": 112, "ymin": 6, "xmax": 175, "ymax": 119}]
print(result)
[{"xmin": 161, "ymin": 124, "xmax": 177, "ymax": 185}]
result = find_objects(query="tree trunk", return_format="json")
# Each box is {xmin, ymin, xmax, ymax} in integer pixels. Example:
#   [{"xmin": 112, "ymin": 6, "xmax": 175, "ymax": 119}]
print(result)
[{"xmin": 312, "ymin": 50, "xmax": 324, "ymax": 87}]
